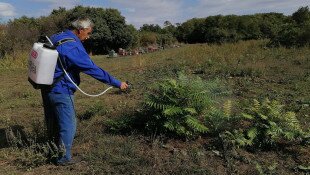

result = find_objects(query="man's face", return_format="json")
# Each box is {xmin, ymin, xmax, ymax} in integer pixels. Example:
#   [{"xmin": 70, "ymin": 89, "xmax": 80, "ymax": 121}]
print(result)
[{"xmin": 78, "ymin": 27, "xmax": 92, "ymax": 41}]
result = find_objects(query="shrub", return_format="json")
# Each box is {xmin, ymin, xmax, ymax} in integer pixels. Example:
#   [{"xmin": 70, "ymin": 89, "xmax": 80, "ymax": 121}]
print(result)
[
  {"xmin": 269, "ymin": 24, "xmax": 307, "ymax": 47},
  {"xmin": 77, "ymin": 102, "xmax": 107, "ymax": 121},
  {"xmin": 142, "ymin": 73, "xmax": 228, "ymax": 139},
  {"xmin": 269, "ymin": 6, "xmax": 310, "ymax": 48},
  {"xmin": 139, "ymin": 32, "xmax": 157, "ymax": 47},
  {"xmin": 105, "ymin": 112, "xmax": 144, "ymax": 135},
  {"xmin": 5, "ymin": 121, "xmax": 61, "ymax": 167},
  {"xmin": 204, "ymin": 100, "xmax": 240, "ymax": 136},
  {"xmin": 232, "ymin": 98, "xmax": 306, "ymax": 148}
]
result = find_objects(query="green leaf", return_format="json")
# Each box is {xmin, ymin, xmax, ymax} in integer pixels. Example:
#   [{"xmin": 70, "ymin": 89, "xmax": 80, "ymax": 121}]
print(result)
[
  {"xmin": 283, "ymin": 132, "xmax": 295, "ymax": 140},
  {"xmin": 247, "ymin": 127, "xmax": 258, "ymax": 140},
  {"xmin": 186, "ymin": 116, "xmax": 208, "ymax": 133},
  {"xmin": 297, "ymin": 165, "xmax": 310, "ymax": 172},
  {"xmin": 258, "ymin": 113, "xmax": 268, "ymax": 120},
  {"xmin": 184, "ymin": 108, "xmax": 197, "ymax": 114},
  {"xmin": 142, "ymin": 73, "xmax": 227, "ymax": 138},
  {"xmin": 242, "ymin": 113, "xmax": 254, "ymax": 120},
  {"xmin": 164, "ymin": 121, "xmax": 175, "ymax": 131},
  {"xmin": 163, "ymin": 107, "xmax": 183, "ymax": 116}
]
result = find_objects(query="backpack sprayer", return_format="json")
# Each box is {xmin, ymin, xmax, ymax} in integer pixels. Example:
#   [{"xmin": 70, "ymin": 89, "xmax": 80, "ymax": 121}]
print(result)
[{"xmin": 28, "ymin": 36, "xmax": 129, "ymax": 97}]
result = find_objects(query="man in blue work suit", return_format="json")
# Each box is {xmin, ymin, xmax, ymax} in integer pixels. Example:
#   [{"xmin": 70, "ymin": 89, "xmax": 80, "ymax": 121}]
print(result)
[{"xmin": 41, "ymin": 18, "xmax": 128, "ymax": 166}]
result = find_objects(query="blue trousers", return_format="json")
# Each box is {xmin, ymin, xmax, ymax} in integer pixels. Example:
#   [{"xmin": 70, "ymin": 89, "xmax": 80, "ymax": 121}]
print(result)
[{"xmin": 41, "ymin": 90, "xmax": 76, "ymax": 161}]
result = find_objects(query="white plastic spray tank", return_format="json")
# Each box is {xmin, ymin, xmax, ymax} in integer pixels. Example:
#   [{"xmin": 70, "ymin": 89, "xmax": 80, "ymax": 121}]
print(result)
[
  {"xmin": 28, "ymin": 36, "xmax": 115, "ymax": 97},
  {"xmin": 28, "ymin": 42, "xmax": 58, "ymax": 85}
]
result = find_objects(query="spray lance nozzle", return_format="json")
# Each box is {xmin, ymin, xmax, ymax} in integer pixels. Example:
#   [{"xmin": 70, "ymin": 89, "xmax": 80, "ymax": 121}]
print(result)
[
  {"xmin": 123, "ymin": 81, "xmax": 132, "ymax": 94},
  {"xmin": 126, "ymin": 81, "xmax": 132, "ymax": 88}
]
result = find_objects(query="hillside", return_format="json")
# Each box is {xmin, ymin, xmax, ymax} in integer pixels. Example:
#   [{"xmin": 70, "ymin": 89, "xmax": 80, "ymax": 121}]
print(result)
[{"xmin": 0, "ymin": 40, "xmax": 309, "ymax": 174}]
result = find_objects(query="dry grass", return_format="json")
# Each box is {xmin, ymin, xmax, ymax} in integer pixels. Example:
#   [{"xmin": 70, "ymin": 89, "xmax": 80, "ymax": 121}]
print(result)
[{"xmin": 0, "ymin": 40, "xmax": 309, "ymax": 174}]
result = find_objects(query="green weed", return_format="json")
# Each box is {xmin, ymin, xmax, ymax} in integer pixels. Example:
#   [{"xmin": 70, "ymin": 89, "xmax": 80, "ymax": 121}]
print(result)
[
  {"xmin": 141, "ymin": 73, "xmax": 229, "ymax": 139},
  {"xmin": 4, "ymin": 120, "xmax": 60, "ymax": 168},
  {"xmin": 0, "ymin": 52, "xmax": 28, "ymax": 69},
  {"xmin": 205, "ymin": 100, "xmax": 240, "ymax": 136},
  {"xmin": 235, "ymin": 98, "xmax": 306, "ymax": 148},
  {"xmin": 77, "ymin": 102, "xmax": 108, "ymax": 121}
]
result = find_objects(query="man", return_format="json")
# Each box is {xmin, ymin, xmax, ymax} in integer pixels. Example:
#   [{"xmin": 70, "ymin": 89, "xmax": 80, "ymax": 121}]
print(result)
[{"xmin": 41, "ymin": 18, "xmax": 128, "ymax": 166}]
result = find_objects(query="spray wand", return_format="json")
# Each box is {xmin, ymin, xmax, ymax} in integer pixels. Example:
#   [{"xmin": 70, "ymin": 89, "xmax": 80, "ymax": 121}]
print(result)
[{"xmin": 46, "ymin": 36, "xmax": 129, "ymax": 97}]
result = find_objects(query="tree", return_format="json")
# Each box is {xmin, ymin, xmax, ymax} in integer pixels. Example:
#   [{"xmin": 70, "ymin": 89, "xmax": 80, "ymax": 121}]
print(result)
[
  {"xmin": 0, "ymin": 24, "xmax": 8, "ymax": 59},
  {"xmin": 104, "ymin": 8, "xmax": 135, "ymax": 51},
  {"xmin": 258, "ymin": 13, "xmax": 287, "ymax": 39},
  {"xmin": 164, "ymin": 20, "xmax": 172, "ymax": 27},
  {"xmin": 269, "ymin": 6, "xmax": 310, "ymax": 47},
  {"xmin": 157, "ymin": 33, "xmax": 176, "ymax": 47},
  {"xmin": 237, "ymin": 15, "xmax": 262, "ymax": 40},
  {"xmin": 139, "ymin": 32, "xmax": 157, "ymax": 46},
  {"xmin": 38, "ymin": 12, "xmax": 68, "ymax": 37},
  {"xmin": 127, "ymin": 24, "xmax": 139, "ymax": 49},
  {"xmin": 60, "ymin": 6, "xmax": 136, "ymax": 54},
  {"xmin": 139, "ymin": 24, "xmax": 162, "ymax": 33},
  {"xmin": 163, "ymin": 20, "xmax": 176, "ymax": 36},
  {"xmin": 176, "ymin": 18, "xmax": 204, "ymax": 43},
  {"xmin": 6, "ymin": 16, "xmax": 40, "ymax": 56},
  {"xmin": 292, "ymin": 6, "xmax": 310, "ymax": 26}
]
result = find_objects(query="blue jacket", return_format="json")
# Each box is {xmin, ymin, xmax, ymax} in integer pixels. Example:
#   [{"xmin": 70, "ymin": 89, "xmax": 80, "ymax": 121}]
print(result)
[{"xmin": 50, "ymin": 30, "xmax": 121, "ymax": 95}]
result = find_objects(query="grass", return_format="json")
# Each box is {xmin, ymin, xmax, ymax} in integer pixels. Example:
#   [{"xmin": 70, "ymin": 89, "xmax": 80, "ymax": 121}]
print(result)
[{"xmin": 0, "ymin": 40, "xmax": 309, "ymax": 174}]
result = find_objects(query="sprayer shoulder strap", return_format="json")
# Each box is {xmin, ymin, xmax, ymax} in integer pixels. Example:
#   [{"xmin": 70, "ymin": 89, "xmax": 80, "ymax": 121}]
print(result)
[
  {"xmin": 55, "ymin": 38, "xmax": 76, "ymax": 47},
  {"xmin": 52, "ymin": 38, "xmax": 76, "ymax": 86}
]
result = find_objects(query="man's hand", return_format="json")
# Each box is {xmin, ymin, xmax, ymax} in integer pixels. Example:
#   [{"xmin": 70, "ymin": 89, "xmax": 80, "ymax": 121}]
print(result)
[{"xmin": 120, "ymin": 82, "xmax": 129, "ymax": 90}]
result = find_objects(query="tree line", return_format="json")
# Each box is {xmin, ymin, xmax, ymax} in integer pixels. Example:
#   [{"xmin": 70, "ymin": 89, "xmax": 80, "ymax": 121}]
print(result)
[
  {"xmin": 175, "ymin": 6, "xmax": 310, "ymax": 47},
  {"xmin": 0, "ymin": 6, "xmax": 309, "ymax": 58}
]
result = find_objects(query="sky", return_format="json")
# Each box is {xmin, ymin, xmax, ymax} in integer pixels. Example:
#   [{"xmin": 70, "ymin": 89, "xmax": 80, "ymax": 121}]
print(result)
[{"xmin": 0, "ymin": 0, "xmax": 309, "ymax": 28}]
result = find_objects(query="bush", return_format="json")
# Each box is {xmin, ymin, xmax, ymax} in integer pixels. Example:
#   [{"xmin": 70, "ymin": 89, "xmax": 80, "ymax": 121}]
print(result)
[
  {"xmin": 139, "ymin": 32, "xmax": 157, "ymax": 47},
  {"xmin": 5, "ymin": 120, "xmax": 61, "ymax": 168},
  {"xmin": 269, "ymin": 6, "xmax": 310, "ymax": 47},
  {"xmin": 204, "ymin": 100, "xmax": 240, "ymax": 136},
  {"xmin": 269, "ymin": 24, "xmax": 309, "ymax": 47},
  {"xmin": 77, "ymin": 102, "xmax": 108, "ymax": 121},
  {"xmin": 230, "ymin": 98, "xmax": 306, "ymax": 148},
  {"xmin": 141, "ymin": 73, "xmax": 228, "ymax": 139}
]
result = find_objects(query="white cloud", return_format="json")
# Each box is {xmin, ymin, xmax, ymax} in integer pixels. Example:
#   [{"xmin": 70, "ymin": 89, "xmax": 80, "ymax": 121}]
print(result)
[
  {"xmin": 0, "ymin": 2, "xmax": 17, "ymax": 17},
  {"xmin": 188, "ymin": 0, "xmax": 310, "ymax": 18},
  {"xmin": 10, "ymin": 0, "xmax": 308, "ymax": 28},
  {"xmin": 30, "ymin": 0, "xmax": 80, "ymax": 12},
  {"xmin": 26, "ymin": 0, "xmax": 80, "ymax": 17},
  {"xmin": 106, "ymin": 0, "xmax": 183, "ymax": 28},
  {"xmin": 103, "ymin": 0, "xmax": 309, "ymax": 28}
]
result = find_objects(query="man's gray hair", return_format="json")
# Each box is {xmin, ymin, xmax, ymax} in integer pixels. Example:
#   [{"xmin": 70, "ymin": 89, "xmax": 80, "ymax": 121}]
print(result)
[{"xmin": 71, "ymin": 18, "xmax": 94, "ymax": 30}]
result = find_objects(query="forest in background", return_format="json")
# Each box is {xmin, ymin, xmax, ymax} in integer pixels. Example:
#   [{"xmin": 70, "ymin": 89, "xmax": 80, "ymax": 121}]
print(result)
[{"xmin": 0, "ymin": 5, "xmax": 309, "ymax": 58}]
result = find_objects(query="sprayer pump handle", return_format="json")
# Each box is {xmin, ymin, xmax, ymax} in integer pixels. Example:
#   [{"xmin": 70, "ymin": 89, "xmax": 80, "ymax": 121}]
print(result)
[{"xmin": 125, "ymin": 81, "xmax": 132, "ymax": 89}]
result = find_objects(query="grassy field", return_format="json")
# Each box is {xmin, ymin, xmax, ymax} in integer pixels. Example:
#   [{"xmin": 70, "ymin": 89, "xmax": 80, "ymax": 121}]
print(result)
[{"xmin": 0, "ymin": 40, "xmax": 309, "ymax": 174}]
